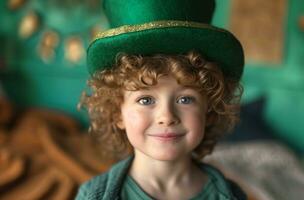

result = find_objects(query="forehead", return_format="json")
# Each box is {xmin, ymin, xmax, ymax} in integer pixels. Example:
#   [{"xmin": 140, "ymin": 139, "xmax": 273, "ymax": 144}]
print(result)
[{"xmin": 123, "ymin": 75, "xmax": 203, "ymax": 97}]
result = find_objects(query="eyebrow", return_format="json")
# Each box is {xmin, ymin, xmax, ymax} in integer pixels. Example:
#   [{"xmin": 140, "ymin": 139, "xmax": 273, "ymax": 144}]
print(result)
[{"xmin": 125, "ymin": 86, "xmax": 200, "ymax": 97}]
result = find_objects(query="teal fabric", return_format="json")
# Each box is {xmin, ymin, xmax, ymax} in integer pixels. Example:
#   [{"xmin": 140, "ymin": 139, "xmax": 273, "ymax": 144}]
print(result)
[
  {"xmin": 75, "ymin": 156, "xmax": 247, "ymax": 200},
  {"xmin": 121, "ymin": 175, "xmax": 212, "ymax": 199},
  {"xmin": 120, "ymin": 174, "xmax": 224, "ymax": 200}
]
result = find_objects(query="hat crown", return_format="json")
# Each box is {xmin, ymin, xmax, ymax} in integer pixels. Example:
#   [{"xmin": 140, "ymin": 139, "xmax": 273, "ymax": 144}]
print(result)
[{"xmin": 104, "ymin": 0, "xmax": 216, "ymax": 28}]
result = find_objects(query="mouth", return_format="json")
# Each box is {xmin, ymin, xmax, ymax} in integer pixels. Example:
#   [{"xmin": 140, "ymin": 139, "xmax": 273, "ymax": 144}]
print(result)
[{"xmin": 148, "ymin": 133, "xmax": 185, "ymax": 141}]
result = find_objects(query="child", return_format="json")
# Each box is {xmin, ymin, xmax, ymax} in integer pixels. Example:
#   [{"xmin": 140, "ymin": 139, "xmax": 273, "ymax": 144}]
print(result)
[{"xmin": 76, "ymin": 0, "xmax": 246, "ymax": 199}]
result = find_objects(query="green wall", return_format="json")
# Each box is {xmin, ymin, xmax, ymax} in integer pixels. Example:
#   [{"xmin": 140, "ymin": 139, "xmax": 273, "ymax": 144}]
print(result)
[
  {"xmin": 0, "ymin": 0, "xmax": 109, "ymax": 125},
  {"xmin": 213, "ymin": 0, "xmax": 304, "ymax": 152}
]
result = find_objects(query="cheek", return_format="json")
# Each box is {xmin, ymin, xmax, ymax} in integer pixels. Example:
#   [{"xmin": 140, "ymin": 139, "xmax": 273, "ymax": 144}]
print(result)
[
  {"xmin": 184, "ymin": 109, "xmax": 206, "ymax": 135},
  {"xmin": 122, "ymin": 110, "xmax": 136, "ymax": 122},
  {"xmin": 122, "ymin": 108, "xmax": 149, "ymax": 132},
  {"xmin": 190, "ymin": 117, "xmax": 205, "ymax": 133}
]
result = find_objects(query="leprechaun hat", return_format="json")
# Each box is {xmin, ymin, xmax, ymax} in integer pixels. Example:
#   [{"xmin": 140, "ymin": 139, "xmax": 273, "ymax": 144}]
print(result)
[{"xmin": 87, "ymin": 0, "xmax": 244, "ymax": 80}]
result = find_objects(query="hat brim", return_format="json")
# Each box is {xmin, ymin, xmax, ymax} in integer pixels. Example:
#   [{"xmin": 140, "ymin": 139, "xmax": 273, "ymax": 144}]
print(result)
[{"xmin": 87, "ymin": 23, "xmax": 244, "ymax": 80}]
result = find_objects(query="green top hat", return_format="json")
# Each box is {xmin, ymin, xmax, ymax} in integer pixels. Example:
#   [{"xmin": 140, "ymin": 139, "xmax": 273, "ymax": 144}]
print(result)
[{"xmin": 88, "ymin": 0, "xmax": 244, "ymax": 80}]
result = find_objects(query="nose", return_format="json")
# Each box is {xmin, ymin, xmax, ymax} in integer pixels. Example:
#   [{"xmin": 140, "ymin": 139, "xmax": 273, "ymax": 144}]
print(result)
[{"xmin": 156, "ymin": 104, "xmax": 180, "ymax": 126}]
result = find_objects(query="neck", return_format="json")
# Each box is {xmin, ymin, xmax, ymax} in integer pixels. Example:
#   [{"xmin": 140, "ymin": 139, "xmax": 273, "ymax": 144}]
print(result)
[{"xmin": 129, "ymin": 150, "xmax": 197, "ymax": 191}]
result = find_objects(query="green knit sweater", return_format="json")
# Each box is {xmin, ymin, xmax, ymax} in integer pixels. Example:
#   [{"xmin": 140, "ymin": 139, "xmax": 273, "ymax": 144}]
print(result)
[{"xmin": 75, "ymin": 156, "xmax": 247, "ymax": 200}]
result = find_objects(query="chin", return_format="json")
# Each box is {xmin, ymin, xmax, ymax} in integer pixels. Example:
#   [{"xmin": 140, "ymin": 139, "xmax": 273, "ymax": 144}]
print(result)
[{"xmin": 146, "ymin": 150, "xmax": 188, "ymax": 162}]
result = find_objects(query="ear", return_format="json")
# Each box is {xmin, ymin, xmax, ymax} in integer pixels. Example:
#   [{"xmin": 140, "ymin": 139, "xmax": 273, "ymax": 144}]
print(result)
[{"xmin": 116, "ymin": 119, "xmax": 125, "ymax": 130}]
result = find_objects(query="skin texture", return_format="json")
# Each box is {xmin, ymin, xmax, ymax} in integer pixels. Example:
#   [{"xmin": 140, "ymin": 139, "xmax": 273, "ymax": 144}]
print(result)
[{"xmin": 118, "ymin": 75, "xmax": 209, "ymax": 199}]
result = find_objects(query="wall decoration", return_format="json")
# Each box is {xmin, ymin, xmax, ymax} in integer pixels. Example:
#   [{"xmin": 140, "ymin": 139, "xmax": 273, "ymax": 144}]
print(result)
[
  {"xmin": 37, "ymin": 30, "xmax": 60, "ymax": 63},
  {"xmin": 18, "ymin": 11, "xmax": 39, "ymax": 39},
  {"xmin": 299, "ymin": 15, "xmax": 304, "ymax": 31},
  {"xmin": 230, "ymin": 0, "xmax": 287, "ymax": 64},
  {"xmin": 8, "ymin": 0, "xmax": 27, "ymax": 10},
  {"xmin": 64, "ymin": 37, "xmax": 84, "ymax": 64}
]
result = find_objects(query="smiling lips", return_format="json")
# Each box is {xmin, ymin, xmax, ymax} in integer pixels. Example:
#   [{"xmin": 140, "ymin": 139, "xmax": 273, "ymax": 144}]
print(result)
[{"xmin": 149, "ymin": 133, "xmax": 185, "ymax": 141}]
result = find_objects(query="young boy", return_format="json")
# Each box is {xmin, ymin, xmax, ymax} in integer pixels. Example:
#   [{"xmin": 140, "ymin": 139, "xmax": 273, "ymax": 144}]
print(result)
[{"xmin": 76, "ymin": 0, "xmax": 246, "ymax": 199}]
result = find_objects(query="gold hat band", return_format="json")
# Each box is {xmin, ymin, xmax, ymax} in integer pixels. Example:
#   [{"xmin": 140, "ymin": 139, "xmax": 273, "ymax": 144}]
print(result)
[{"xmin": 93, "ymin": 20, "xmax": 226, "ymax": 42}]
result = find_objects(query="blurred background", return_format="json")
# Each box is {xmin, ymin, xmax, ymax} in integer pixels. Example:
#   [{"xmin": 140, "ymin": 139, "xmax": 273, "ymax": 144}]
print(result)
[{"xmin": 0, "ymin": 0, "xmax": 303, "ymax": 199}]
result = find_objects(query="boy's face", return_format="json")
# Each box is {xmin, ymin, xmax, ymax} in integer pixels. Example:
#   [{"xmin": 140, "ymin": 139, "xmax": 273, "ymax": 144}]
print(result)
[{"xmin": 118, "ymin": 75, "xmax": 208, "ymax": 161}]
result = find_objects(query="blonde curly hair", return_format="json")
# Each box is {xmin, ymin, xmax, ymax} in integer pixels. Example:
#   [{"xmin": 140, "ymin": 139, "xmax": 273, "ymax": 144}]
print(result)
[{"xmin": 79, "ymin": 50, "xmax": 243, "ymax": 160}]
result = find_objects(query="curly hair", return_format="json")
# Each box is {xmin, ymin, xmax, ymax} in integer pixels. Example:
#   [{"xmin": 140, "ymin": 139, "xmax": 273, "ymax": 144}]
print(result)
[{"xmin": 79, "ymin": 50, "xmax": 243, "ymax": 160}]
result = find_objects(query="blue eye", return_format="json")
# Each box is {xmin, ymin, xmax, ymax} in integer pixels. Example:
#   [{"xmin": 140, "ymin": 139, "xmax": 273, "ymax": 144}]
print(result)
[
  {"xmin": 137, "ymin": 97, "xmax": 155, "ymax": 105},
  {"xmin": 177, "ymin": 96, "xmax": 194, "ymax": 104}
]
